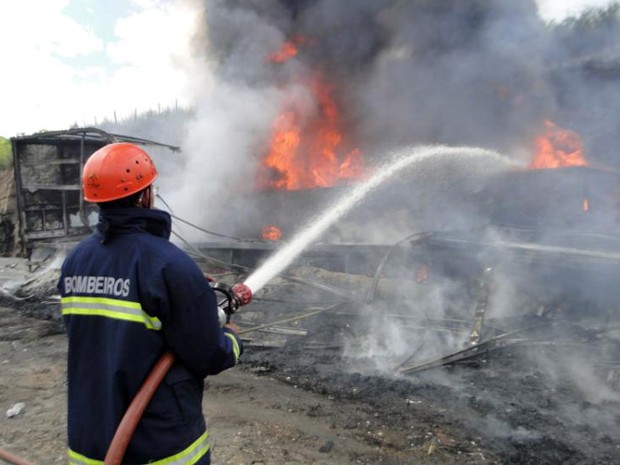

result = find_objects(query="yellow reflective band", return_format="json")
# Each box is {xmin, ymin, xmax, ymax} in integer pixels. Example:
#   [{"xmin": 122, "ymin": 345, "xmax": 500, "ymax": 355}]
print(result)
[
  {"xmin": 67, "ymin": 431, "xmax": 209, "ymax": 465},
  {"xmin": 225, "ymin": 332, "xmax": 240, "ymax": 362},
  {"xmin": 61, "ymin": 296, "xmax": 162, "ymax": 330},
  {"xmin": 68, "ymin": 449, "xmax": 102, "ymax": 465},
  {"xmin": 147, "ymin": 431, "xmax": 210, "ymax": 465}
]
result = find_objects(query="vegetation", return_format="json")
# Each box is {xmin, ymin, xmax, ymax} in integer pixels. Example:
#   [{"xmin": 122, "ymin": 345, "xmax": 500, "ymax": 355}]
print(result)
[{"xmin": 0, "ymin": 137, "xmax": 12, "ymax": 170}]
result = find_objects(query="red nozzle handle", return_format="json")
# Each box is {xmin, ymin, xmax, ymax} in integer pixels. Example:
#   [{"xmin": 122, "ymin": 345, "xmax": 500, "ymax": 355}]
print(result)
[{"xmin": 231, "ymin": 283, "xmax": 253, "ymax": 307}]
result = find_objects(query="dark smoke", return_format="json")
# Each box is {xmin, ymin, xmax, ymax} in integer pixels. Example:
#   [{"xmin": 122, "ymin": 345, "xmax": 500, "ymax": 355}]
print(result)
[{"xmin": 197, "ymin": 0, "xmax": 552, "ymax": 162}]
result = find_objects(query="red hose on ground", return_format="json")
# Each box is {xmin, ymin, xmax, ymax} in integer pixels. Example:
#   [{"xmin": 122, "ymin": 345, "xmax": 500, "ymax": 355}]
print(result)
[
  {"xmin": 0, "ymin": 447, "xmax": 35, "ymax": 465},
  {"xmin": 104, "ymin": 352, "xmax": 176, "ymax": 465}
]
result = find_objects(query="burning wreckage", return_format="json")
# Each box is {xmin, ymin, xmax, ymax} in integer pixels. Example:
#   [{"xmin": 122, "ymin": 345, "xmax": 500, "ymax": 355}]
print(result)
[{"xmin": 215, "ymin": 130, "xmax": 620, "ymax": 381}]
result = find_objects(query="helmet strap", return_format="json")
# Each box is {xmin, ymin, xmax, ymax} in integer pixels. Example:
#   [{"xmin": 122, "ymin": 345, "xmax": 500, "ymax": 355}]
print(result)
[{"xmin": 135, "ymin": 186, "xmax": 154, "ymax": 209}]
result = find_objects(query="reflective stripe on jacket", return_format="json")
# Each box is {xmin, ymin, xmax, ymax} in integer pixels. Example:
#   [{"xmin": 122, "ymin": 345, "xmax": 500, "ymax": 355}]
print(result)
[
  {"xmin": 59, "ymin": 208, "xmax": 242, "ymax": 463},
  {"xmin": 61, "ymin": 296, "xmax": 162, "ymax": 330},
  {"xmin": 67, "ymin": 431, "xmax": 210, "ymax": 465}
]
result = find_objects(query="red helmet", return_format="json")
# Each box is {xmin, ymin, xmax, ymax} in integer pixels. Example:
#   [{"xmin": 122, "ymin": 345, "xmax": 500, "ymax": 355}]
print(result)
[{"xmin": 82, "ymin": 143, "xmax": 158, "ymax": 202}]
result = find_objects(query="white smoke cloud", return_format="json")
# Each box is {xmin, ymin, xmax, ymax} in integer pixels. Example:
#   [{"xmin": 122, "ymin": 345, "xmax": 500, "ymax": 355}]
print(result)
[
  {"xmin": 536, "ymin": 0, "xmax": 619, "ymax": 22},
  {"xmin": 165, "ymin": 82, "xmax": 282, "ymax": 234}
]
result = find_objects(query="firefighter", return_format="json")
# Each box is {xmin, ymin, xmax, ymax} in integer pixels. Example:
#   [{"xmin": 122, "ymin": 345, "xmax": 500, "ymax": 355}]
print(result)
[{"xmin": 58, "ymin": 142, "xmax": 242, "ymax": 465}]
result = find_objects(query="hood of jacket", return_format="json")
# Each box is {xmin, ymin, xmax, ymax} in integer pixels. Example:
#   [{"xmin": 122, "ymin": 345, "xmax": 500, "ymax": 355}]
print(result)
[{"xmin": 95, "ymin": 208, "xmax": 172, "ymax": 242}]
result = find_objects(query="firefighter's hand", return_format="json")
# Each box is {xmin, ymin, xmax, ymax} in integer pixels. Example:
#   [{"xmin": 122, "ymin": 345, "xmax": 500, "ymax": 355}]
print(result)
[{"xmin": 224, "ymin": 322, "xmax": 240, "ymax": 335}]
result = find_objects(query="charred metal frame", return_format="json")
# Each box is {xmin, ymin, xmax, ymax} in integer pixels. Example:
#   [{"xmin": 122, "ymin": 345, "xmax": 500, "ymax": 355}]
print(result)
[{"xmin": 11, "ymin": 128, "xmax": 179, "ymax": 256}]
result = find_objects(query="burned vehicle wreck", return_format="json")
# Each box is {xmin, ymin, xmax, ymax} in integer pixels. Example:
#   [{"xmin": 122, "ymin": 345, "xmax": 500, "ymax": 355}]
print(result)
[{"xmin": 8, "ymin": 128, "xmax": 179, "ymax": 258}]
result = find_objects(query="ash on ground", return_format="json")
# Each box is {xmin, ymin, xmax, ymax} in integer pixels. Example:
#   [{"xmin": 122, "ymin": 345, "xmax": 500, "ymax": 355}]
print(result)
[{"xmin": 237, "ymin": 263, "xmax": 620, "ymax": 465}]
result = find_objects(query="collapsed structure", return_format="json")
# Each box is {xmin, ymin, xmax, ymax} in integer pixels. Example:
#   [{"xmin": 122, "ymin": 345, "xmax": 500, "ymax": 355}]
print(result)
[{"xmin": 1, "ymin": 128, "xmax": 179, "ymax": 258}]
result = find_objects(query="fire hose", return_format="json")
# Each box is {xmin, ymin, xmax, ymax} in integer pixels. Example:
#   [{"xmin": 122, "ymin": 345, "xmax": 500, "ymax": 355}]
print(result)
[
  {"xmin": 103, "ymin": 352, "xmax": 176, "ymax": 465},
  {"xmin": 0, "ymin": 450, "xmax": 34, "ymax": 465}
]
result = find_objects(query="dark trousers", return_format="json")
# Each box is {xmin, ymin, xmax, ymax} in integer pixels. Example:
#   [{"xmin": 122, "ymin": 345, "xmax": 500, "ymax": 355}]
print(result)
[{"xmin": 196, "ymin": 451, "xmax": 211, "ymax": 464}]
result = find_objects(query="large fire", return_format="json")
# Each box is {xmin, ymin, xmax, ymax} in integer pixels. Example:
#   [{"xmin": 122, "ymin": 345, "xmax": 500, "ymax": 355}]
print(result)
[
  {"xmin": 258, "ymin": 39, "xmax": 364, "ymax": 191},
  {"xmin": 529, "ymin": 120, "xmax": 587, "ymax": 169}
]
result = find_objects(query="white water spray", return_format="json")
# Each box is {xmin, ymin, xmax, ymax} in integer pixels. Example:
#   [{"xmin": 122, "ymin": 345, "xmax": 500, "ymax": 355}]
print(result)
[{"xmin": 243, "ymin": 145, "xmax": 507, "ymax": 294}]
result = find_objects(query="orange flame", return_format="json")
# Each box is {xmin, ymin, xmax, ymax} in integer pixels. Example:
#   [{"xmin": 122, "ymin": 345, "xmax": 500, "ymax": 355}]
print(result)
[
  {"xmin": 267, "ymin": 35, "xmax": 308, "ymax": 63},
  {"xmin": 261, "ymin": 225, "xmax": 282, "ymax": 241},
  {"xmin": 258, "ymin": 74, "xmax": 364, "ymax": 190},
  {"xmin": 583, "ymin": 198, "xmax": 590, "ymax": 212},
  {"xmin": 529, "ymin": 120, "xmax": 587, "ymax": 169},
  {"xmin": 260, "ymin": 112, "xmax": 303, "ymax": 190},
  {"xmin": 268, "ymin": 41, "xmax": 298, "ymax": 63}
]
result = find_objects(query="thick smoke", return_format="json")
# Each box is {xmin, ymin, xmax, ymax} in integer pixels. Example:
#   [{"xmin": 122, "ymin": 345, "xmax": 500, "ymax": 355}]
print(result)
[
  {"xmin": 151, "ymin": 0, "xmax": 620, "ymax": 237},
  {"xmin": 166, "ymin": 0, "xmax": 558, "ymax": 237},
  {"xmin": 296, "ymin": 0, "xmax": 552, "ymax": 157},
  {"xmin": 164, "ymin": 0, "xmax": 300, "ymax": 236}
]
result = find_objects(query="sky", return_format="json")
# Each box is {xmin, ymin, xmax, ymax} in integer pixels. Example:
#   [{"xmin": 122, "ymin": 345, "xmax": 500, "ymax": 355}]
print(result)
[
  {"xmin": 0, "ymin": 0, "xmax": 200, "ymax": 137},
  {"xmin": 0, "ymin": 0, "xmax": 617, "ymax": 138}
]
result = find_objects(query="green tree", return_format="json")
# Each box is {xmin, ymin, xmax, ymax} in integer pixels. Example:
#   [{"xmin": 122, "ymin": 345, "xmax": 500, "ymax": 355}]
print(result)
[{"xmin": 0, "ymin": 137, "xmax": 13, "ymax": 169}]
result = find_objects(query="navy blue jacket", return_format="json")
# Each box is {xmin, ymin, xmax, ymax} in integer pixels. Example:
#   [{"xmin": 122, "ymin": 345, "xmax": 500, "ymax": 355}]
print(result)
[{"xmin": 58, "ymin": 208, "xmax": 242, "ymax": 464}]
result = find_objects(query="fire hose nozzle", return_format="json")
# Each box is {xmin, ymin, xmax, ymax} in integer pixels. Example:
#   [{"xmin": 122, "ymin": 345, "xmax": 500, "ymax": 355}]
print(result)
[
  {"xmin": 211, "ymin": 282, "xmax": 253, "ymax": 327},
  {"xmin": 231, "ymin": 283, "xmax": 253, "ymax": 309}
]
